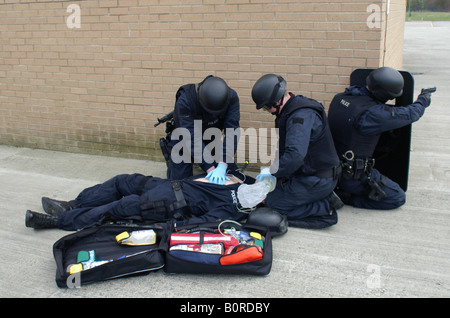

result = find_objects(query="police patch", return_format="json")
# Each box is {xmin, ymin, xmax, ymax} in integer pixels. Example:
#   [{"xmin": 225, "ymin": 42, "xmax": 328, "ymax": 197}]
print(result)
[{"xmin": 340, "ymin": 99, "xmax": 350, "ymax": 107}]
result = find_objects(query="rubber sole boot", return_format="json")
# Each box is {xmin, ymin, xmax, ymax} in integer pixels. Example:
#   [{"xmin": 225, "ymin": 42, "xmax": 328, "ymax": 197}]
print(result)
[
  {"xmin": 41, "ymin": 197, "xmax": 73, "ymax": 217},
  {"xmin": 25, "ymin": 210, "xmax": 59, "ymax": 229}
]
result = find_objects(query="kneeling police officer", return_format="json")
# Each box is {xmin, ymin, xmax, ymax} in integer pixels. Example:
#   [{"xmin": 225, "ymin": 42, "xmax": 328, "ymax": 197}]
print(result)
[
  {"xmin": 251, "ymin": 74, "xmax": 343, "ymax": 229},
  {"xmin": 164, "ymin": 75, "xmax": 240, "ymax": 184},
  {"xmin": 327, "ymin": 67, "xmax": 432, "ymax": 210}
]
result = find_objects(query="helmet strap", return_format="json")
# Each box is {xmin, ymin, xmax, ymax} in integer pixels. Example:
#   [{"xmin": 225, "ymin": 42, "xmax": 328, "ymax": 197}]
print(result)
[{"xmin": 272, "ymin": 95, "xmax": 285, "ymax": 116}]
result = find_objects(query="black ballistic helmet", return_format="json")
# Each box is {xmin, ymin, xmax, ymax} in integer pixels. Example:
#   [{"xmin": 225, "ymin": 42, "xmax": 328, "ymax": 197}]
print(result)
[
  {"xmin": 366, "ymin": 67, "xmax": 404, "ymax": 102},
  {"xmin": 246, "ymin": 207, "xmax": 288, "ymax": 237},
  {"xmin": 197, "ymin": 76, "xmax": 231, "ymax": 116},
  {"xmin": 251, "ymin": 74, "xmax": 287, "ymax": 110}
]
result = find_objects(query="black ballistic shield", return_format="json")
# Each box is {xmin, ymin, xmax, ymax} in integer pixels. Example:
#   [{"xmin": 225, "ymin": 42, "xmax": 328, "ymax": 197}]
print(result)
[{"xmin": 349, "ymin": 68, "xmax": 414, "ymax": 191}]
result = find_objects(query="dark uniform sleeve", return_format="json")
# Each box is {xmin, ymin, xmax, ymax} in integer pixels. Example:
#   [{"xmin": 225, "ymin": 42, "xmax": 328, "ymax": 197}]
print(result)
[
  {"xmin": 356, "ymin": 93, "xmax": 429, "ymax": 136},
  {"xmin": 222, "ymin": 89, "xmax": 240, "ymax": 165},
  {"xmin": 173, "ymin": 90, "xmax": 215, "ymax": 172},
  {"xmin": 271, "ymin": 108, "xmax": 323, "ymax": 178}
]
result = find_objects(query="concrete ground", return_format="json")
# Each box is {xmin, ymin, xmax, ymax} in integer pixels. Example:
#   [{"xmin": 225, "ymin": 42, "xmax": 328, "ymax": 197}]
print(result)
[{"xmin": 0, "ymin": 21, "xmax": 449, "ymax": 298}]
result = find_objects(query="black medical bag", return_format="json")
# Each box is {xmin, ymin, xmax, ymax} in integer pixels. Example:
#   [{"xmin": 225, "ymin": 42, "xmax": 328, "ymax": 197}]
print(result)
[{"xmin": 53, "ymin": 220, "xmax": 272, "ymax": 288}]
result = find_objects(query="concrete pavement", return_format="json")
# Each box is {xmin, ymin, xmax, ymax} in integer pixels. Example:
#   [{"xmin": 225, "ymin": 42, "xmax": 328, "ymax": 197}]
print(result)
[{"xmin": 0, "ymin": 21, "xmax": 449, "ymax": 298}]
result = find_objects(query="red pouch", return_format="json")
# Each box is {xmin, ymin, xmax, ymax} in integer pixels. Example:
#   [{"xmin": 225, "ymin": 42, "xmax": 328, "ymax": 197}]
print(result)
[
  {"xmin": 170, "ymin": 233, "xmax": 239, "ymax": 249},
  {"xmin": 219, "ymin": 246, "xmax": 263, "ymax": 265}
]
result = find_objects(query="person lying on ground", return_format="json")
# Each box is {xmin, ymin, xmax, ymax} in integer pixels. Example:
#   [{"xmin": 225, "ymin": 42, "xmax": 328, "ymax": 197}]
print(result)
[{"xmin": 25, "ymin": 172, "xmax": 274, "ymax": 231}]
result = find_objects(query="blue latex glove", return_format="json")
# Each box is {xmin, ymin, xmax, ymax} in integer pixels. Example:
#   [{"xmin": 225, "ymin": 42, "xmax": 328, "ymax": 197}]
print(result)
[
  {"xmin": 256, "ymin": 167, "xmax": 272, "ymax": 182},
  {"xmin": 205, "ymin": 163, "xmax": 230, "ymax": 185}
]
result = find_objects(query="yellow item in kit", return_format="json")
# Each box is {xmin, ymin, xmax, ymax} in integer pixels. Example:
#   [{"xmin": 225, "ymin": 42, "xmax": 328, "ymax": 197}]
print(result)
[
  {"xmin": 115, "ymin": 231, "xmax": 130, "ymax": 242},
  {"xmin": 250, "ymin": 232, "xmax": 262, "ymax": 240},
  {"xmin": 69, "ymin": 263, "xmax": 83, "ymax": 274}
]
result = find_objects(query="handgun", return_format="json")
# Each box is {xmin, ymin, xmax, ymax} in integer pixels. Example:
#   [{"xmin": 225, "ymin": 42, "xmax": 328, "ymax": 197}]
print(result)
[
  {"xmin": 366, "ymin": 178, "xmax": 386, "ymax": 202},
  {"xmin": 154, "ymin": 110, "xmax": 174, "ymax": 127},
  {"xmin": 421, "ymin": 87, "xmax": 436, "ymax": 94}
]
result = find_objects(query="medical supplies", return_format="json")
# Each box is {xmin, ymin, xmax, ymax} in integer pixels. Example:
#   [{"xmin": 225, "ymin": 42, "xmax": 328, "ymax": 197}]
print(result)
[
  {"xmin": 115, "ymin": 229, "xmax": 156, "ymax": 246},
  {"xmin": 168, "ymin": 225, "xmax": 265, "ymax": 266}
]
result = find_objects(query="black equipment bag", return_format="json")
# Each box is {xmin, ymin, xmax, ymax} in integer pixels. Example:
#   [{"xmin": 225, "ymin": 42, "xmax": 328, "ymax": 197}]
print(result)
[
  {"xmin": 350, "ymin": 68, "xmax": 414, "ymax": 191},
  {"xmin": 164, "ymin": 221, "xmax": 272, "ymax": 276},
  {"xmin": 53, "ymin": 222, "xmax": 167, "ymax": 288},
  {"xmin": 53, "ymin": 220, "xmax": 273, "ymax": 287}
]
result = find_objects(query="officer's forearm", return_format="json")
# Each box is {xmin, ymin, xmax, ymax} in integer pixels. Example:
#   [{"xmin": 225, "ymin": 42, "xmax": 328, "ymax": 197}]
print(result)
[{"xmin": 272, "ymin": 152, "xmax": 304, "ymax": 178}]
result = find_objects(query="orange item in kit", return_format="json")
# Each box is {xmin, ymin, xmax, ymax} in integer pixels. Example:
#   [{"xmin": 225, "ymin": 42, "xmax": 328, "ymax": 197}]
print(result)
[{"xmin": 219, "ymin": 246, "xmax": 263, "ymax": 265}]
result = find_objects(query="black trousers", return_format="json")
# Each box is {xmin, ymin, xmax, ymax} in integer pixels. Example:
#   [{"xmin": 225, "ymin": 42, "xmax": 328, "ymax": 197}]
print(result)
[{"xmin": 57, "ymin": 174, "xmax": 174, "ymax": 231}]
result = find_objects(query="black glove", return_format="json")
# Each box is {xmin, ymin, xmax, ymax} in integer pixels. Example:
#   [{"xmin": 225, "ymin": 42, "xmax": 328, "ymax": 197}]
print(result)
[{"xmin": 417, "ymin": 92, "xmax": 431, "ymax": 107}]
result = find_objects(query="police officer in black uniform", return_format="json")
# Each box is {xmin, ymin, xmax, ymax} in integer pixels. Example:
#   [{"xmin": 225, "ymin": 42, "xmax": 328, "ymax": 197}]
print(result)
[
  {"xmin": 251, "ymin": 74, "xmax": 342, "ymax": 229},
  {"xmin": 25, "ymin": 173, "xmax": 265, "ymax": 231},
  {"xmin": 327, "ymin": 67, "xmax": 432, "ymax": 210},
  {"xmin": 166, "ymin": 75, "xmax": 240, "ymax": 184}
]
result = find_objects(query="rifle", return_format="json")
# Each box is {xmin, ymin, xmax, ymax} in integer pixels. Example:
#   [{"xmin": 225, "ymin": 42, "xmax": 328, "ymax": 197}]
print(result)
[
  {"xmin": 154, "ymin": 111, "xmax": 174, "ymax": 127},
  {"xmin": 421, "ymin": 87, "xmax": 436, "ymax": 94}
]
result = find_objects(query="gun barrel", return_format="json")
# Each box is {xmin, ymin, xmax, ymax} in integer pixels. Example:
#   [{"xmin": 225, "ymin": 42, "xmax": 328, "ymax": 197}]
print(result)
[
  {"xmin": 154, "ymin": 110, "xmax": 174, "ymax": 127},
  {"xmin": 421, "ymin": 87, "xmax": 436, "ymax": 94}
]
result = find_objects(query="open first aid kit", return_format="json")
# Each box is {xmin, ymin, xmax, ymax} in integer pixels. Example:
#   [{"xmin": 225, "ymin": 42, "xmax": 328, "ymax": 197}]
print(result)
[
  {"xmin": 53, "ymin": 220, "xmax": 272, "ymax": 287},
  {"xmin": 164, "ymin": 220, "xmax": 272, "ymax": 275},
  {"xmin": 53, "ymin": 223, "xmax": 166, "ymax": 288}
]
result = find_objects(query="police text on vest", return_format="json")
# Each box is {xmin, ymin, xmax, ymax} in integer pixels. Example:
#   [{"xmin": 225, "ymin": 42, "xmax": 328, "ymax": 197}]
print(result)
[{"xmin": 340, "ymin": 99, "xmax": 350, "ymax": 107}]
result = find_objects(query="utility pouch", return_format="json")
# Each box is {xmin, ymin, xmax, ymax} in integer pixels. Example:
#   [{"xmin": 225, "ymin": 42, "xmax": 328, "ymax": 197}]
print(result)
[
  {"xmin": 341, "ymin": 155, "xmax": 375, "ymax": 181},
  {"xmin": 354, "ymin": 159, "xmax": 365, "ymax": 180},
  {"xmin": 139, "ymin": 181, "xmax": 189, "ymax": 222},
  {"xmin": 140, "ymin": 197, "xmax": 171, "ymax": 222},
  {"xmin": 159, "ymin": 137, "xmax": 171, "ymax": 164}
]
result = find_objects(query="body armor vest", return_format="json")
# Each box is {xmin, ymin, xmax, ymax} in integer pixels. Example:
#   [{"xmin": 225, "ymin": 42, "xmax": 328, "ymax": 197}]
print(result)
[
  {"xmin": 328, "ymin": 89, "xmax": 381, "ymax": 159},
  {"xmin": 276, "ymin": 95, "xmax": 339, "ymax": 176}
]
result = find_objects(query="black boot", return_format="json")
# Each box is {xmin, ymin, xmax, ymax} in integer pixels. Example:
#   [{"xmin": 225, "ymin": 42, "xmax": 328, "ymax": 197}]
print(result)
[
  {"xmin": 327, "ymin": 191, "xmax": 344, "ymax": 211},
  {"xmin": 41, "ymin": 197, "xmax": 74, "ymax": 216},
  {"xmin": 25, "ymin": 210, "xmax": 59, "ymax": 229},
  {"xmin": 334, "ymin": 188, "xmax": 352, "ymax": 205}
]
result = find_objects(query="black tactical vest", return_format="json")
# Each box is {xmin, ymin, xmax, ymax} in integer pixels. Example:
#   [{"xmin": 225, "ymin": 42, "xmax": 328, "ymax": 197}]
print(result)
[
  {"xmin": 276, "ymin": 95, "xmax": 339, "ymax": 176},
  {"xmin": 327, "ymin": 89, "xmax": 381, "ymax": 159}
]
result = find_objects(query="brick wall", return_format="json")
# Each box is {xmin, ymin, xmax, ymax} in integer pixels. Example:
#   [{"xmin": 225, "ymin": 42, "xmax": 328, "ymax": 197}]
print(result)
[
  {"xmin": 0, "ymin": 0, "xmax": 406, "ymax": 162},
  {"xmin": 382, "ymin": 0, "xmax": 406, "ymax": 69}
]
